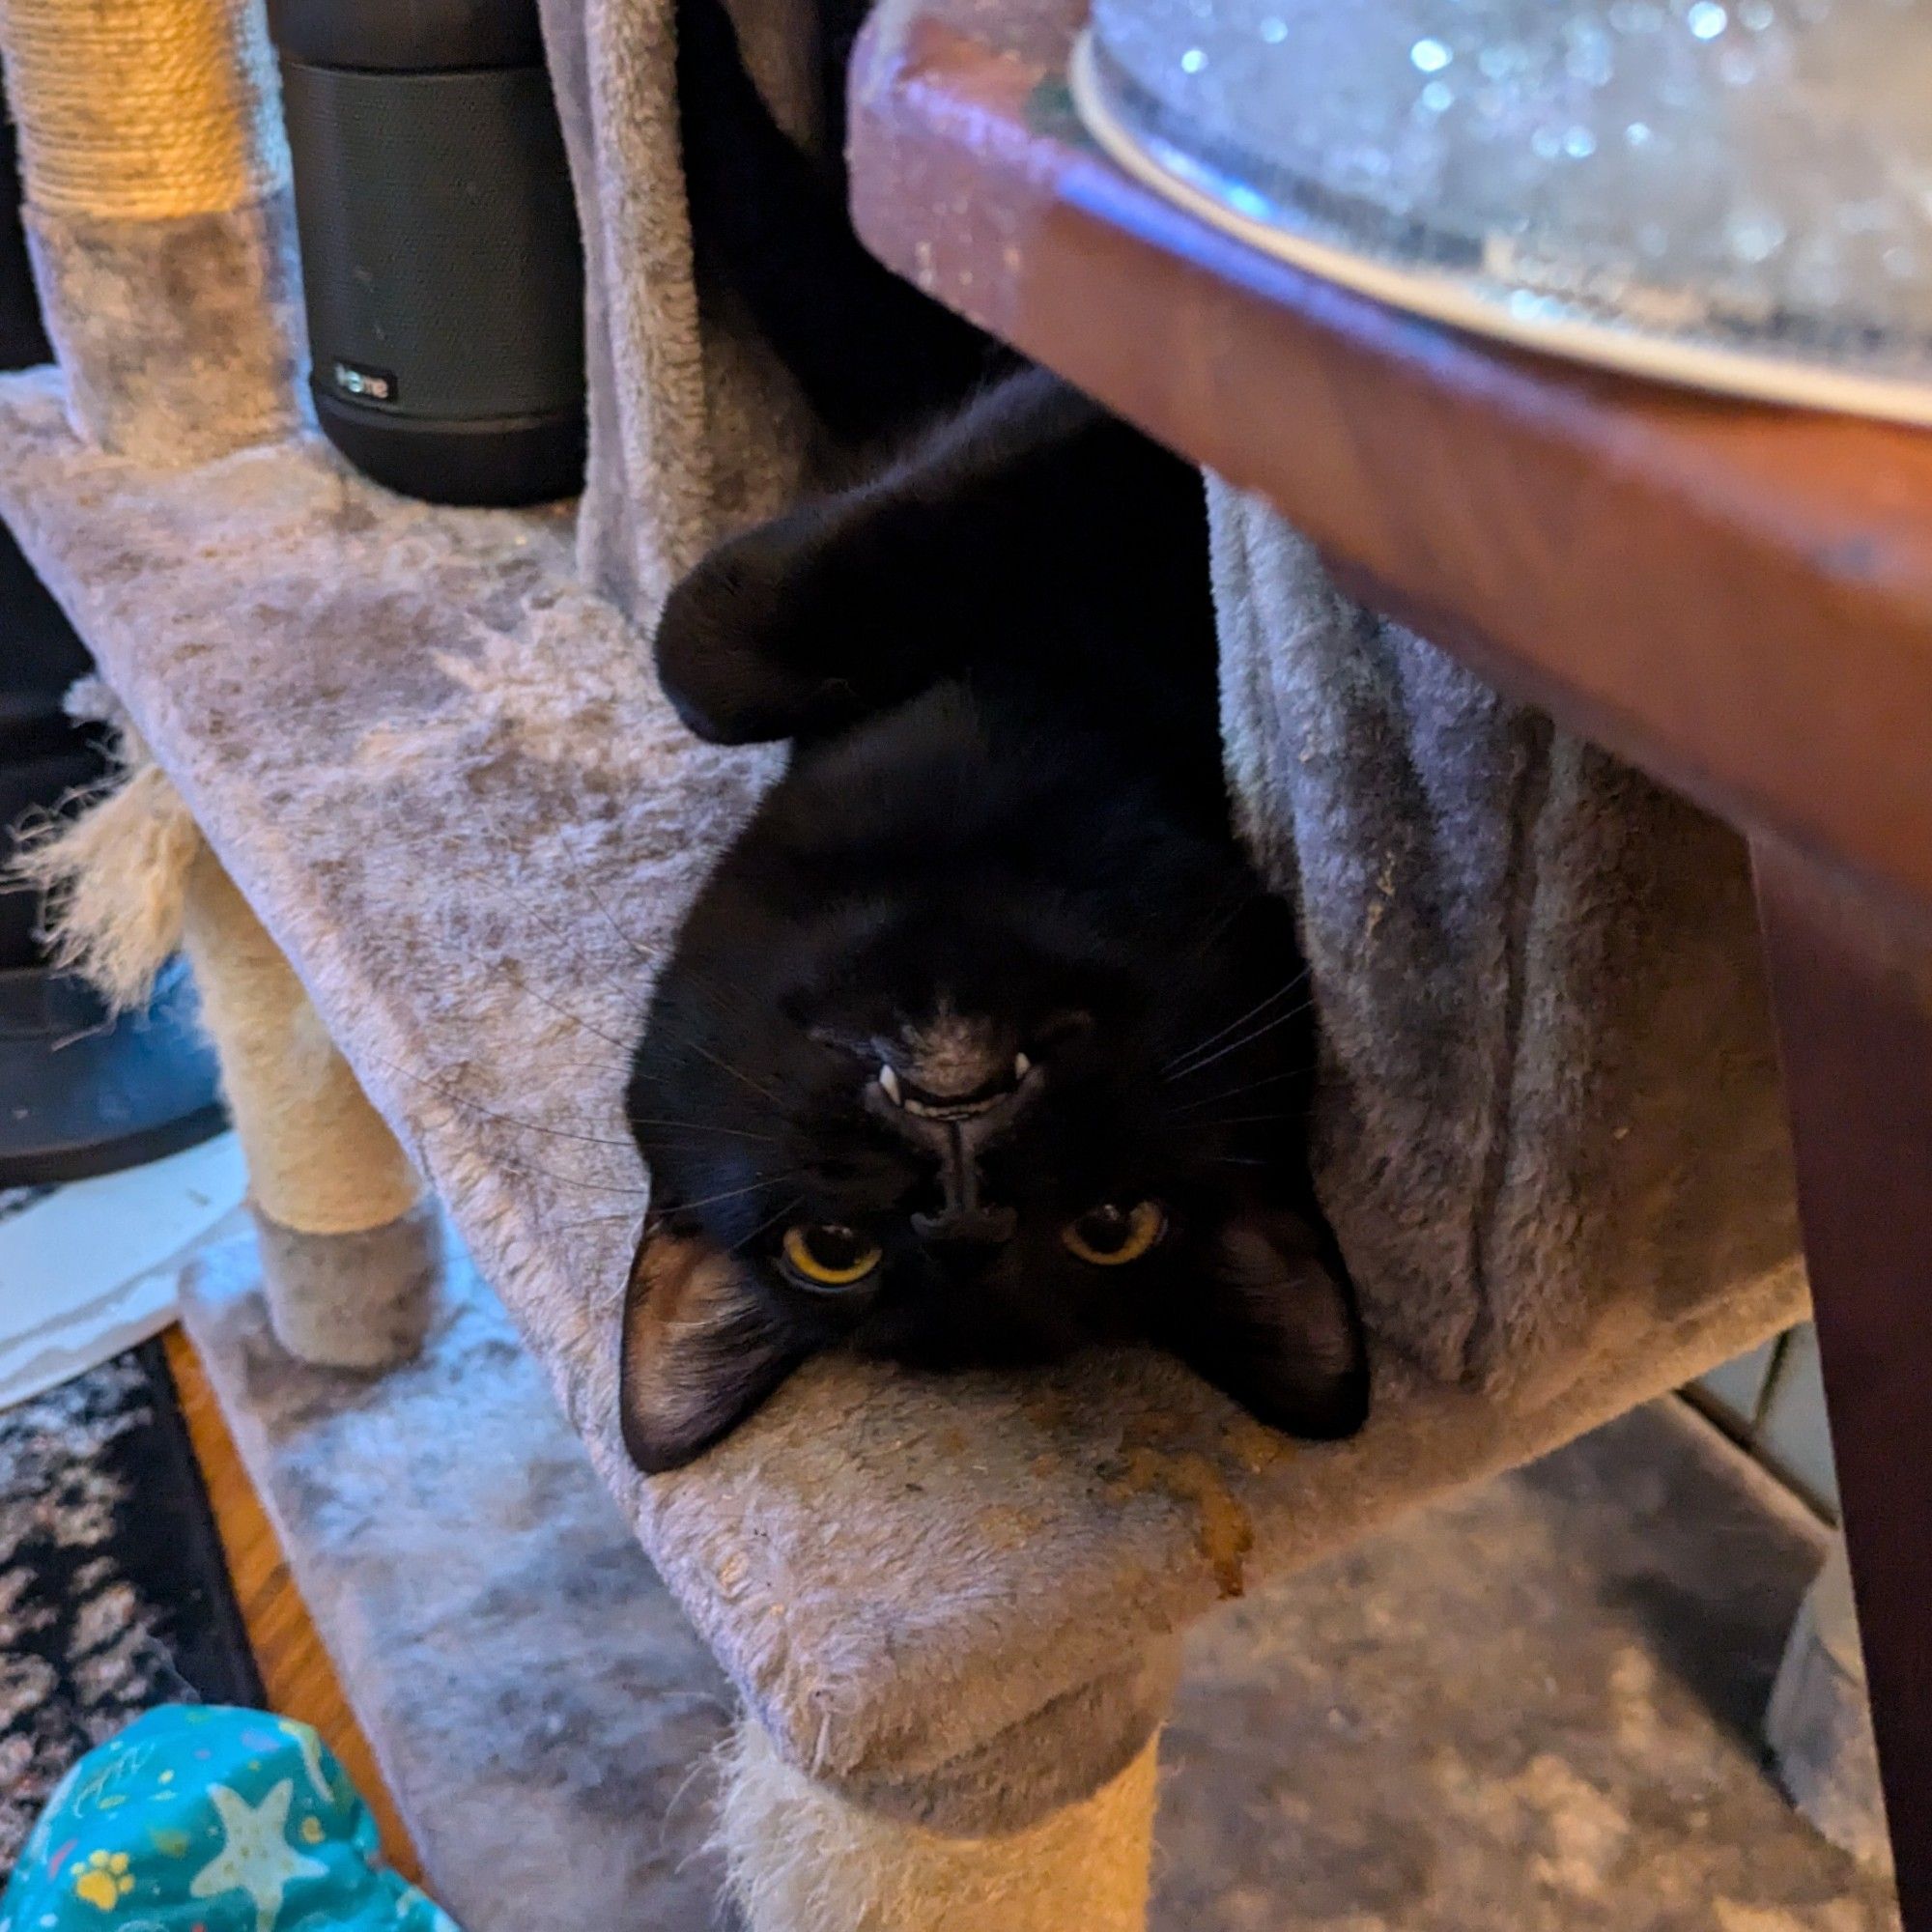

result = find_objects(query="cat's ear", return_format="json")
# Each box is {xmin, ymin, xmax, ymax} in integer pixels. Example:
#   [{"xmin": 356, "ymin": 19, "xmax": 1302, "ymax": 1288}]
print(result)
[
  {"xmin": 620, "ymin": 1224, "xmax": 805, "ymax": 1473},
  {"xmin": 1163, "ymin": 1208, "xmax": 1369, "ymax": 1441}
]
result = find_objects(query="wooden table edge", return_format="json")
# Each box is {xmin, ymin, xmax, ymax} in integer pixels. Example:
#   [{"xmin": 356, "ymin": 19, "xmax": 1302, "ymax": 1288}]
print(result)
[{"xmin": 850, "ymin": 3, "xmax": 1932, "ymax": 927}]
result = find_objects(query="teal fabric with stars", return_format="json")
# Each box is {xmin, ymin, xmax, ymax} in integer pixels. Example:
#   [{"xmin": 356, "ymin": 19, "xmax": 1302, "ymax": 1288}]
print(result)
[{"xmin": 0, "ymin": 1706, "xmax": 463, "ymax": 1932}]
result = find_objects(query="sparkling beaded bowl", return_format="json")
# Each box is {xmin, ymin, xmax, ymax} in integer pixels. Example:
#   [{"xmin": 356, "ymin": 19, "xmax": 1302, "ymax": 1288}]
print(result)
[{"xmin": 1073, "ymin": 0, "xmax": 1932, "ymax": 423}]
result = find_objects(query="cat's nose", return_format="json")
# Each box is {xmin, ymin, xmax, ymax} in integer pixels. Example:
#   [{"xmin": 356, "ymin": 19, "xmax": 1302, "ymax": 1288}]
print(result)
[
  {"xmin": 866, "ymin": 1064, "xmax": 1035, "ymax": 1245},
  {"xmin": 913, "ymin": 1202, "xmax": 1019, "ymax": 1244}
]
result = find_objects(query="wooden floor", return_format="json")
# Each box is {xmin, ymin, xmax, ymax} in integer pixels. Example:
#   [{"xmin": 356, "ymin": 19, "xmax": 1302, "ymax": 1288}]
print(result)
[{"xmin": 163, "ymin": 1324, "xmax": 422, "ymax": 1884}]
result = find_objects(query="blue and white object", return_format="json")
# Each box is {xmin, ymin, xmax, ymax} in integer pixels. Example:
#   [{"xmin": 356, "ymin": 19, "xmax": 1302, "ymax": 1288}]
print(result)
[{"xmin": 1, "ymin": 1706, "xmax": 460, "ymax": 1932}]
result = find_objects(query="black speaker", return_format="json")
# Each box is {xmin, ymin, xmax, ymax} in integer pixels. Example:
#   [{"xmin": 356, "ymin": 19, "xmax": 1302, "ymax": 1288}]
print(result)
[{"xmin": 270, "ymin": 0, "xmax": 587, "ymax": 506}]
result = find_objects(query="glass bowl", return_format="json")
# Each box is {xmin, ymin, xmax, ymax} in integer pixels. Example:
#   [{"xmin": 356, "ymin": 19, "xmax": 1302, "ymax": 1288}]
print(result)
[{"xmin": 1075, "ymin": 0, "xmax": 1932, "ymax": 422}]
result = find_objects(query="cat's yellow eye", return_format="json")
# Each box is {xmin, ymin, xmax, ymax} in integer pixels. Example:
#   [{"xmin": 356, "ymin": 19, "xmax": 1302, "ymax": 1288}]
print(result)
[
  {"xmin": 781, "ymin": 1223, "xmax": 883, "ymax": 1289},
  {"xmin": 1061, "ymin": 1201, "xmax": 1167, "ymax": 1267}
]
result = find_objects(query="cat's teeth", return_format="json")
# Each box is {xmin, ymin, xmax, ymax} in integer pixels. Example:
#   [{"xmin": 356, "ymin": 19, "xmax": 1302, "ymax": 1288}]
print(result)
[
  {"xmin": 1013, "ymin": 1052, "xmax": 1033, "ymax": 1081},
  {"xmin": 878, "ymin": 1065, "xmax": 903, "ymax": 1105}
]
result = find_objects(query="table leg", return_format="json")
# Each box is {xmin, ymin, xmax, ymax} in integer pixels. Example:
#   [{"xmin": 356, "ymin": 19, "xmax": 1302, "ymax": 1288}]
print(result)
[{"xmin": 1753, "ymin": 838, "xmax": 1932, "ymax": 1922}]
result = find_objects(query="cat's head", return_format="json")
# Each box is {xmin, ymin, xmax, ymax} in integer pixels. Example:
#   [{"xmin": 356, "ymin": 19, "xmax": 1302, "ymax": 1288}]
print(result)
[{"xmin": 619, "ymin": 856, "xmax": 1368, "ymax": 1472}]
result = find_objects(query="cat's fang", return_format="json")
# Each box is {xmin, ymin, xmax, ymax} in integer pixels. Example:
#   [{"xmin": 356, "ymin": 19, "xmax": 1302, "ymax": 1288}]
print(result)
[
  {"xmin": 878, "ymin": 1065, "xmax": 903, "ymax": 1105},
  {"xmin": 1013, "ymin": 1052, "xmax": 1033, "ymax": 1081}
]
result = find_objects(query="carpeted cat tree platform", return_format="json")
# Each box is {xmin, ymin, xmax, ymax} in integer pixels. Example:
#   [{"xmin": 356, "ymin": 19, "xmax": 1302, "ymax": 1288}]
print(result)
[{"xmin": 0, "ymin": 0, "xmax": 1807, "ymax": 1923}]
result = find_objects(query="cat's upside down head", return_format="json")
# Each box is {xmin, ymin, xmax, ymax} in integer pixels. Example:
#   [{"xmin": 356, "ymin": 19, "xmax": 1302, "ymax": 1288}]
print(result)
[{"xmin": 619, "ymin": 683, "xmax": 1369, "ymax": 1472}]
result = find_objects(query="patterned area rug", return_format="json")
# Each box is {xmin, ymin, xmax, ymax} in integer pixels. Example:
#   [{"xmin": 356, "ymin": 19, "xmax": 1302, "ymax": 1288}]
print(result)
[{"xmin": 0, "ymin": 1307, "xmax": 262, "ymax": 1877}]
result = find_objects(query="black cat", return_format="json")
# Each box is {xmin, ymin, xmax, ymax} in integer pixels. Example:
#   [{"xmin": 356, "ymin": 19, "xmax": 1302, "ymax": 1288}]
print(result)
[{"xmin": 616, "ymin": 0, "xmax": 1369, "ymax": 1472}]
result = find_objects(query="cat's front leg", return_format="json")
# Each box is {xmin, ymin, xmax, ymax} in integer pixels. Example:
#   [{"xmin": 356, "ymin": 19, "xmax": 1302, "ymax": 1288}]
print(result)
[
  {"xmin": 652, "ymin": 494, "xmax": 927, "ymax": 743},
  {"xmin": 652, "ymin": 366, "xmax": 1149, "ymax": 745}
]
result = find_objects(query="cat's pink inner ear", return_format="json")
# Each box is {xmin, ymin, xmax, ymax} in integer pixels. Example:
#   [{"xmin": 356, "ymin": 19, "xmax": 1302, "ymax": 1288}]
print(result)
[{"xmin": 619, "ymin": 1226, "xmax": 803, "ymax": 1473}]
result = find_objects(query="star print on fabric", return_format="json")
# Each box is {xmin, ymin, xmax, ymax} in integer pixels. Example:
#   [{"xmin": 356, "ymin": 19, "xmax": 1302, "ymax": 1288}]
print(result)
[
  {"xmin": 187, "ymin": 1781, "xmax": 327, "ymax": 1932},
  {"xmin": 278, "ymin": 1721, "xmax": 333, "ymax": 1805}
]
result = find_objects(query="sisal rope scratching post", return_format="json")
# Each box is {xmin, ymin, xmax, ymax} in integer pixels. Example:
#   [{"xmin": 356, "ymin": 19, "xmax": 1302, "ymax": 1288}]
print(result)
[
  {"xmin": 178, "ymin": 847, "xmax": 440, "ymax": 1368},
  {"xmin": 0, "ymin": 0, "xmax": 300, "ymax": 464},
  {"xmin": 719, "ymin": 1719, "xmax": 1161, "ymax": 1932},
  {"xmin": 15, "ymin": 716, "xmax": 437, "ymax": 1369}
]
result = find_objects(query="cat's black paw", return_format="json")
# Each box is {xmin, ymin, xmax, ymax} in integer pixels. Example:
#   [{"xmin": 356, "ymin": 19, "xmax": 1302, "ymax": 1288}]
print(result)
[{"xmin": 654, "ymin": 515, "xmax": 867, "ymax": 745}]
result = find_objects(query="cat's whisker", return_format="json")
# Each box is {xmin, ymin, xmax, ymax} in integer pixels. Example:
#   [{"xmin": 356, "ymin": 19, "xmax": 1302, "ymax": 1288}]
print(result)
[
  {"xmin": 501, "ymin": 979, "xmax": 786, "ymax": 1154},
  {"xmin": 1163, "ymin": 998, "xmax": 1314, "ymax": 1086},
  {"xmin": 1159, "ymin": 966, "xmax": 1312, "ymax": 1079},
  {"xmin": 621, "ymin": 968, "xmax": 789, "ymax": 1098},
  {"xmin": 729, "ymin": 1195, "xmax": 802, "ymax": 1256},
  {"xmin": 374, "ymin": 1052, "xmax": 640, "ymax": 1151},
  {"xmin": 1167, "ymin": 1063, "xmax": 1318, "ymax": 1119},
  {"xmin": 629, "ymin": 1116, "xmax": 779, "ymax": 1143},
  {"xmin": 678, "ymin": 1036, "xmax": 787, "ymax": 1108},
  {"xmin": 1159, "ymin": 981, "xmax": 1314, "ymax": 1074},
  {"xmin": 1186, "ymin": 889, "xmax": 1267, "ymax": 962},
  {"xmin": 546, "ymin": 1057, "xmax": 635, "ymax": 1083},
  {"xmin": 504, "ymin": 966, "xmax": 636, "ymax": 1052},
  {"xmin": 490, "ymin": 1154, "xmax": 652, "ymax": 1196},
  {"xmin": 669, "ymin": 1172, "xmax": 803, "ymax": 1216},
  {"xmin": 442, "ymin": 859, "xmax": 645, "ymax": 999},
  {"xmin": 550, "ymin": 1208, "xmax": 644, "ymax": 1234},
  {"xmin": 576, "ymin": 866, "xmax": 684, "ymax": 973}
]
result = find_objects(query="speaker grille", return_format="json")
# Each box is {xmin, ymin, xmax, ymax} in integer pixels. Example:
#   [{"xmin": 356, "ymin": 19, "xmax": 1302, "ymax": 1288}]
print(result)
[{"xmin": 281, "ymin": 62, "xmax": 584, "ymax": 423}]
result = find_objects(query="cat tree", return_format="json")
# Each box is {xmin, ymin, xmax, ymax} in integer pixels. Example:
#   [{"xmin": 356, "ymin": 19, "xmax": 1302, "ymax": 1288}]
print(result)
[{"xmin": 0, "ymin": 0, "xmax": 1808, "ymax": 1923}]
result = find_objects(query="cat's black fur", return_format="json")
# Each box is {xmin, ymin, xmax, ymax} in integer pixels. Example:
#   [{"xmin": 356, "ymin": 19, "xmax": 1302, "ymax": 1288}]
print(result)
[
  {"xmin": 672, "ymin": 0, "xmax": 1012, "ymax": 447},
  {"xmin": 617, "ymin": 0, "xmax": 1368, "ymax": 1472}
]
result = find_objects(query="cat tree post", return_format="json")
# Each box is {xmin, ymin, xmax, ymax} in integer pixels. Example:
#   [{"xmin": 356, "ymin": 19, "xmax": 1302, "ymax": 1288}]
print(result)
[
  {"xmin": 0, "ymin": 0, "xmax": 428, "ymax": 1365},
  {"xmin": 720, "ymin": 1722, "xmax": 1161, "ymax": 1932},
  {"xmin": 713, "ymin": 1644, "xmax": 1179, "ymax": 1932},
  {"xmin": 180, "ymin": 848, "xmax": 438, "ymax": 1370},
  {"xmin": 14, "ymin": 725, "xmax": 438, "ymax": 1368},
  {"xmin": 0, "ymin": 0, "xmax": 301, "ymax": 465}
]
